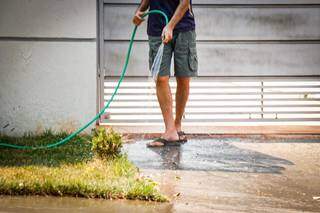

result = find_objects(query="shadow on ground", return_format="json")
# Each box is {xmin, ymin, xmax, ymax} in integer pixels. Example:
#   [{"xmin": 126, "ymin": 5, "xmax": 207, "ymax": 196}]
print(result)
[{"xmin": 123, "ymin": 139, "xmax": 294, "ymax": 174}]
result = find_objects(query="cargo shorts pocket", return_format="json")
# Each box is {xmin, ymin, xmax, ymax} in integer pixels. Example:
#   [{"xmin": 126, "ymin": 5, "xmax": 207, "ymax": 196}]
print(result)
[
  {"xmin": 149, "ymin": 49, "xmax": 157, "ymax": 70},
  {"xmin": 188, "ymin": 47, "xmax": 198, "ymax": 72}
]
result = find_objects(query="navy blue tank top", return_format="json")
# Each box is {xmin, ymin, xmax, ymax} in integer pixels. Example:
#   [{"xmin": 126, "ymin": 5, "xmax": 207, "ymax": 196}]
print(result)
[{"xmin": 147, "ymin": 0, "xmax": 195, "ymax": 36}]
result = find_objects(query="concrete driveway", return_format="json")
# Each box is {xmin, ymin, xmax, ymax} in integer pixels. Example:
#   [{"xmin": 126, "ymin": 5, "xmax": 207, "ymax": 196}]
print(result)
[{"xmin": 124, "ymin": 135, "xmax": 320, "ymax": 212}]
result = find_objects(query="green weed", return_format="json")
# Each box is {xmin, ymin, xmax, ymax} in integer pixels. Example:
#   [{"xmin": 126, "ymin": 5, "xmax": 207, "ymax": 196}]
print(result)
[{"xmin": 91, "ymin": 128, "xmax": 123, "ymax": 159}]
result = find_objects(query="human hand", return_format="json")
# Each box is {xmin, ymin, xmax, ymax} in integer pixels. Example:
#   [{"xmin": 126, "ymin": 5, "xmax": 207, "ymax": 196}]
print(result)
[
  {"xmin": 133, "ymin": 10, "xmax": 145, "ymax": 26},
  {"xmin": 162, "ymin": 25, "xmax": 173, "ymax": 44}
]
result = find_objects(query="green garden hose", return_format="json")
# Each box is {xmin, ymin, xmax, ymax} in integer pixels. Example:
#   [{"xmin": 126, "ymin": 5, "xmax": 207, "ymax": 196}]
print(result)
[{"xmin": 0, "ymin": 10, "xmax": 169, "ymax": 150}]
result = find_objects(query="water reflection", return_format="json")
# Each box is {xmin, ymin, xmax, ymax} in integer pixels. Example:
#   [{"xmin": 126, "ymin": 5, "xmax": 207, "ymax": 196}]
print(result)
[{"xmin": 148, "ymin": 146, "xmax": 182, "ymax": 170}]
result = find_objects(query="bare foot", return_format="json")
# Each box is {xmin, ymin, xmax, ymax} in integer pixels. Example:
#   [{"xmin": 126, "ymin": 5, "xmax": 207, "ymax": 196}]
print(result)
[
  {"xmin": 175, "ymin": 123, "xmax": 187, "ymax": 141},
  {"xmin": 162, "ymin": 129, "xmax": 179, "ymax": 141}
]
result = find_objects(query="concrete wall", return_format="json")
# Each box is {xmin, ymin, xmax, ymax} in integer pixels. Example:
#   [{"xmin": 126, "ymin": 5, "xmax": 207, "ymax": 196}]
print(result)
[{"xmin": 0, "ymin": 0, "xmax": 97, "ymax": 135}]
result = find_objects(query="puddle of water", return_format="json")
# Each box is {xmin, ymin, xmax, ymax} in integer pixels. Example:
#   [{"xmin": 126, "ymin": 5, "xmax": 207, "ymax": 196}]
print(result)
[
  {"xmin": 0, "ymin": 196, "xmax": 172, "ymax": 213},
  {"xmin": 123, "ymin": 139, "xmax": 293, "ymax": 173}
]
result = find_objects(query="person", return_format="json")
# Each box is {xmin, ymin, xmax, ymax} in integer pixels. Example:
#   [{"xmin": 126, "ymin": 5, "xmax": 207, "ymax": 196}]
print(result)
[{"xmin": 133, "ymin": 0, "xmax": 198, "ymax": 147}]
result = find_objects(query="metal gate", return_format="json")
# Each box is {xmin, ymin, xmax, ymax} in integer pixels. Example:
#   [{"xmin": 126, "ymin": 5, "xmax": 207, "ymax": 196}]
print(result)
[{"xmin": 98, "ymin": 0, "xmax": 320, "ymax": 133}]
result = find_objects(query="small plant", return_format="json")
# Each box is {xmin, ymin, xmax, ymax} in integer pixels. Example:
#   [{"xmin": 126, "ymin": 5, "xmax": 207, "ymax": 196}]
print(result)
[{"xmin": 91, "ymin": 127, "xmax": 123, "ymax": 159}]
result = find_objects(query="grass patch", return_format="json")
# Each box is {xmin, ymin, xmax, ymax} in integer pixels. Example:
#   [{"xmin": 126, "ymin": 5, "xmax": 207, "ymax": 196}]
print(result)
[{"xmin": 0, "ymin": 130, "xmax": 166, "ymax": 202}]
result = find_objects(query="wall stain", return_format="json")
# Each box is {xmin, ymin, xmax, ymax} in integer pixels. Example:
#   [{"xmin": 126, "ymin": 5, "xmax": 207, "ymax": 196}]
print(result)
[
  {"xmin": 2, "ymin": 123, "xmax": 10, "ymax": 129},
  {"xmin": 247, "ymin": 13, "xmax": 306, "ymax": 30},
  {"xmin": 56, "ymin": 119, "xmax": 80, "ymax": 134}
]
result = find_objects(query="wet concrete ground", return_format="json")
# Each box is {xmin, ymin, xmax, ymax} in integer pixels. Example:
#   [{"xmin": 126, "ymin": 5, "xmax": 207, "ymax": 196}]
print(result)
[
  {"xmin": 1, "ymin": 136, "xmax": 320, "ymax": 212},
  {"xmin": 125, "ymin": 137, "xmax": 320, "ymax": 212},
  {"xmin": 124, "ymin": 138, "xmax": 294, "ymax": 173}
]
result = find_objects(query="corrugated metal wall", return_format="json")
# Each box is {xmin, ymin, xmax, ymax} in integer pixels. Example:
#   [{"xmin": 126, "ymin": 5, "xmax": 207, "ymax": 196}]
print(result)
[
  {"xmin": 102, "ymin": 0, "xmax": 320, "ymax": 76},
  {"xmin": 100, "ymin": 0, "xmax": 320, "ymax": 133}
]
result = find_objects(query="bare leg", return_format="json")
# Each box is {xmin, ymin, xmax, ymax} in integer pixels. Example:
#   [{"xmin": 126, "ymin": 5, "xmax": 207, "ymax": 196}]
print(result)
[
  {"xmin": 148, "ymin": 76, "xmax": 179, "ymax": 146},
  {"xmin": 175, "ymin": 77, "xmax": 190, "ymax": 132}
]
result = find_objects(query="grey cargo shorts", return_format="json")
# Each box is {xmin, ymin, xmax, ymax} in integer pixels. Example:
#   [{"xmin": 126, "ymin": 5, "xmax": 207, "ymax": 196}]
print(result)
[{"xmin": 148, "ymin": 30, "xmax": 198, "ymax": 77}]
